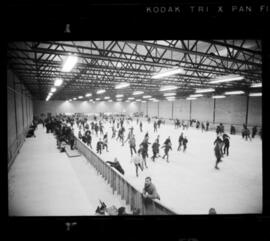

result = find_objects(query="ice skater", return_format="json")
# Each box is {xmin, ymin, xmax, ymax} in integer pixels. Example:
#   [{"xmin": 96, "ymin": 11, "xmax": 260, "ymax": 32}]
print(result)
[
  {"xmin": 222, "ymin": 133, "xmax": 230, "ymax": 156},
  {"xmin": 103, "ymin": 132, "xmax": 109, "ymax": 152},
  {"xmin": 138, "ymin": 144, "xmax": 148, "ymax": 169},
  {"xmin": 151, "ymin": 138, "xmax": 160, "ymax": 162},
  {"xmin": 131, "ymin": 152, "xmax": 144, "ymax": 177},
  {"xmin": 230, "ymin": 125, "xmax": 236, "ymax": 135},
  {"xmin": 206, "ymin": 121, "xmax": 209, "ymax": 131},
  {"xmin": 96, "ymin": 138, "xmax": 103, "ymax": 155},
  {"xmin": 153, "ymin": 121, "xmax": 157, "ymax": 132},
  {"xmin": 201, "ymin": 122, "xmax": 205, "ymax": 132},
  {"xmin": 140, "ymin": 121, "xmax": 143, "ymax": 132},
  {"xmin": 111, "ymin": 125, "xmax": 116, "ymax": 138},
  {"xmin": 214, "ymin": 135, "xmax": 223, "ymax": 170},
  {"xmin": 177, "ymin": 132, "xmax": 184, "ymax": 151},
  {"xmin": 182, "ymin": 136, "xmax": 188, "ymax": 152},
  {"xmin": 125, "ymin": 129, "xmax": 137, "ymax": 156},
  {"xmin": 162, "ymin": 137, "xmax": 172, "ymax": 162}
]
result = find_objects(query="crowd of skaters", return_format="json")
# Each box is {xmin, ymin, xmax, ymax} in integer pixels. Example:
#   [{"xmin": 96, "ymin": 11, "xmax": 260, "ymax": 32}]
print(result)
[{"xmin": 30, "ymin": 113, "xmax": 262, "ymax": 214}]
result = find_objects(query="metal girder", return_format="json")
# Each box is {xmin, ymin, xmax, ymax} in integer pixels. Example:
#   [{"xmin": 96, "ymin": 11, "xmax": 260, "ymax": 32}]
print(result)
[
  {"xmin": 127, "ymin": 40, "xmax": 261, "ymax": 67},
  {"xmin": 7, "ymin": 40, "xmax": 262, "ymax": 100},
  {"xmin": 7, "ymin": 52, "xmax": 261, "ymax": 79}
]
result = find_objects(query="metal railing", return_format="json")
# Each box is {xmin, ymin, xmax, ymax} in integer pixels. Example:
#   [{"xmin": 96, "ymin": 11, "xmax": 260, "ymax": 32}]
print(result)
[{"xmin": 75, "ymin": 136, "xmax": 177, "ymax": 215}]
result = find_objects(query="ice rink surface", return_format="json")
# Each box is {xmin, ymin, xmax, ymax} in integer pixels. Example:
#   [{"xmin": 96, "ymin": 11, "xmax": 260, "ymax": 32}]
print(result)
[
  {"xmin": 75, "ymin": 118, "xmax": 262, "ymax": 214},
  {"xmin": 8, "ymin": 119, "xmax": 262, "ymax": 215}
]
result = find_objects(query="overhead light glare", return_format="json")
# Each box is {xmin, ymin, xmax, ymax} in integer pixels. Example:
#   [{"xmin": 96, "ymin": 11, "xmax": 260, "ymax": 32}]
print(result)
[
  {"xmin": 224, "ymin": 90, "xmax": 245, "ymax": 95},
  {"xmin": 209, "ymin": 75, "xmax": 244, "ymax": 84},
  {"xmin": 249, "ymin": 92, "xmax": 262, "ymax": 97},
  {"xmin": 195, "ymin": 88, "xmax": 215, "ymax": 93},
  {"xmin": 97, "ymin": 89, "xmax": 106, "ymax": 94},
  {"xmin": 189, "ymin": 94, "xmax": 203, "ymax": 98},
  {"xmin": 152, "ymin": 67, "xmax": 185, "ymax": 79},
  {"xmin": 115, "ymin": 82, "xmax": 130, "ymax": 89},
  {"xmin": 62, "ymin": 55, "xmax": 78, "ymax": 72},
  {"xmin": 159, "ymin": 85, "xmax": 178, "ymax": 92},
  {"xmin": 133, "ymin": 91, "xmax": 144, "ymax": 95},
  {"xmin": 251, "ymin": 83, "xmax": 262, "ymax": 88},
  {"xmin": 54, "ymin": 78, "xmax": 63, "ymax": 86},
  {"xmin": 212, "ymin": 95, "xmax": 226, "ymax": 99}
]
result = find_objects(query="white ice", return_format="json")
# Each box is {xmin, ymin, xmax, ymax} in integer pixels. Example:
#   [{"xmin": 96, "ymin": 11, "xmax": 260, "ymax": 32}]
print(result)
[
  {"xmin": 8, "ymin": 125, "xmax": 130, "ymax": 216},
  {"xmin": 74, "ymin": 118, "xmax": 262, "ymax": 214}
]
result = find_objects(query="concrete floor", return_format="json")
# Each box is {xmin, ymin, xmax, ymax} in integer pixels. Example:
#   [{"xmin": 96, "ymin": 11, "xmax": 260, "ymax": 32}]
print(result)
[{"xmin": 8, "ymin": 124, "xmax": 129, "ymax": 216}]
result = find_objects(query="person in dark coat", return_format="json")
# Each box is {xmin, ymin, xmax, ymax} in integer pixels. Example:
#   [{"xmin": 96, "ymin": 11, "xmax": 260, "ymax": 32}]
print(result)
[
  {"xmin": 139, "ymin": 121, "xmax": 143, "ymax": 132},
  {"xmin": 69, "ymin": 130, "xmax": 75, "ymax": 150},
  {"xmin": 182, "ymin": 136, "xmax": 188, "ymax": 152},
  {"xmin": 138, "ymin": 144, "xmax": 148, "ymax": 169},
  {"xmin": 106, "ymin": 158, "xmax": 125, "ymax": 175},
  {"xmin": 222, "ymin": 133, "xmax": 230, "ymax": 156},
  {"xmin": 103, "ymin": 133, "xmax": 108, "ymax": 152},
  {"xmin": 153, "ymin": 121, "xmax": 157, "ymax": 133},
  {"xmin": 201, "ymin": 122, "xmax": 205, "ymax": 132},
  {"xmin": 111, "ymin": 125, "xmax": 116, "ymax": 138},
  {"xmin": 126, "ymin": 132, "xmax": 136, "ymax": 157},
  {"xmin": 96, "ymin": 138, "xmax": 103, "ymax": 154},
  {"xmin": 230, "ymin": 125, "xmax": 236, "ymax": 135},
  {"xmin": 162, "ymin": 137, "xmax": 172, "ymax": 162},
  {"xmin": 252, "ymin": 126, "xmax": 257, "ymax": 138},
  {"xmin": 177, "ymin": 132, "xmax": 184, "ymax": 151},
  {"xmin": 214, "ymin": 136, "xmax": 223, "ymax": 170},
  {"xmin": 151, "ymin": 139, "xmax": 160, "ymax": 162},
  {"xmin": 206, "ymin": 121, "xmax": 209, "ymax": 131}
]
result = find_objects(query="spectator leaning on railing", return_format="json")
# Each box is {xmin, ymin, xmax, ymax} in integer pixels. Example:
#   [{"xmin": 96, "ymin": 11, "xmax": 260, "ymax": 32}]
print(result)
[{"xmin": 142, "ymin": 177, "xmax": 160, "ymax": 201}]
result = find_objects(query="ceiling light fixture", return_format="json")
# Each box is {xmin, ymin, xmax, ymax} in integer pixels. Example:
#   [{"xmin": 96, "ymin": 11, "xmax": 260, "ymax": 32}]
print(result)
[
  {"xmin": 195, "ymin": 88, "xmax": 215, "ymax": 93},
  {"xmin": 133, "ymin": 91, "xmax": 144, "ymax": 95},
  {"xmin": 152, "ymin": 67, "xmax": 185, "ymax": 79},
  {"xmin": 212, "ymin": 95, "xmax": 226, "ymax": 99},
  {"xmin": 54, "ymin": 78, "xmax": 63, "ymax": 86},
  {"xmin": 249, "ymin": 92, "xmax": 262, "ymax": 97},
  {"xmin": 62, "ymin": 55, "xmax": 78, "ymax": 72},
  {"xmin": 224, "ymin": 90, "xmax": 245, "ymax": 95},
  {"xmin": 159, "ymin": 85, "xmax": 178, "ymax": 92},
  {"xmin": 189, "ymin": 94, "xmax": 203, "ymax": 98},
  {"xmin": 115, "ymin": 82, "xmax": 130, "ymax": 89},
  {"xmin": 209, "ymin": 74, "xmax": 244, "ymax": 84},
  {"xmin": 163, "ymin": 92, "xmax": 176, "ymax": 97},
  {"xmin": 250, "ymin": 83, "xmax": 262, "ymax": 88},
  {"xmin": 97, "ymin": 89, "xmax": 106, "ymax": 94}
]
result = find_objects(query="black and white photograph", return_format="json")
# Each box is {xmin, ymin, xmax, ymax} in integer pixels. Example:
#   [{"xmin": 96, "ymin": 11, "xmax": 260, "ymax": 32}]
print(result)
[
  {"xmin": 7, "ymin": 40, "xmax": 263, "ymax": 216},
  {"xmin": 4, "ymin": 1, "xmax": 270, "ymax": 240}
]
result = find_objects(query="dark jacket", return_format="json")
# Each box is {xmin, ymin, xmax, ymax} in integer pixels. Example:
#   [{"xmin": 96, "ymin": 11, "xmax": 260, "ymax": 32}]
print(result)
[{"xmin": 106, "ymin": 161, "xmax": 125, "ymax": 175}]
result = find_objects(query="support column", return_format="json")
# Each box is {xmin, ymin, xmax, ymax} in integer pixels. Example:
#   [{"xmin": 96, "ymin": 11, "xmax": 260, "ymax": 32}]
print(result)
[
  {"xmin": 189, "ymin": 100, "xmax": 192, "ymax": 121},
  {"xmin": 245, "ymin": 94, "xmax": 250, "ymax": 126},
  {"xmin": 13, "ymin": 76, "xmax": 18, "ymax": 148},
  {"xmin": 213, "ymin": 98, "xmax": 216, "ymax": 124},
  {"xmin": 172, "ymin": 101, "xmax": 174, "ymax": 119},
  {"xmin": 21, "ymin": 87, "xmax": 25, "ymax": 130}
]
